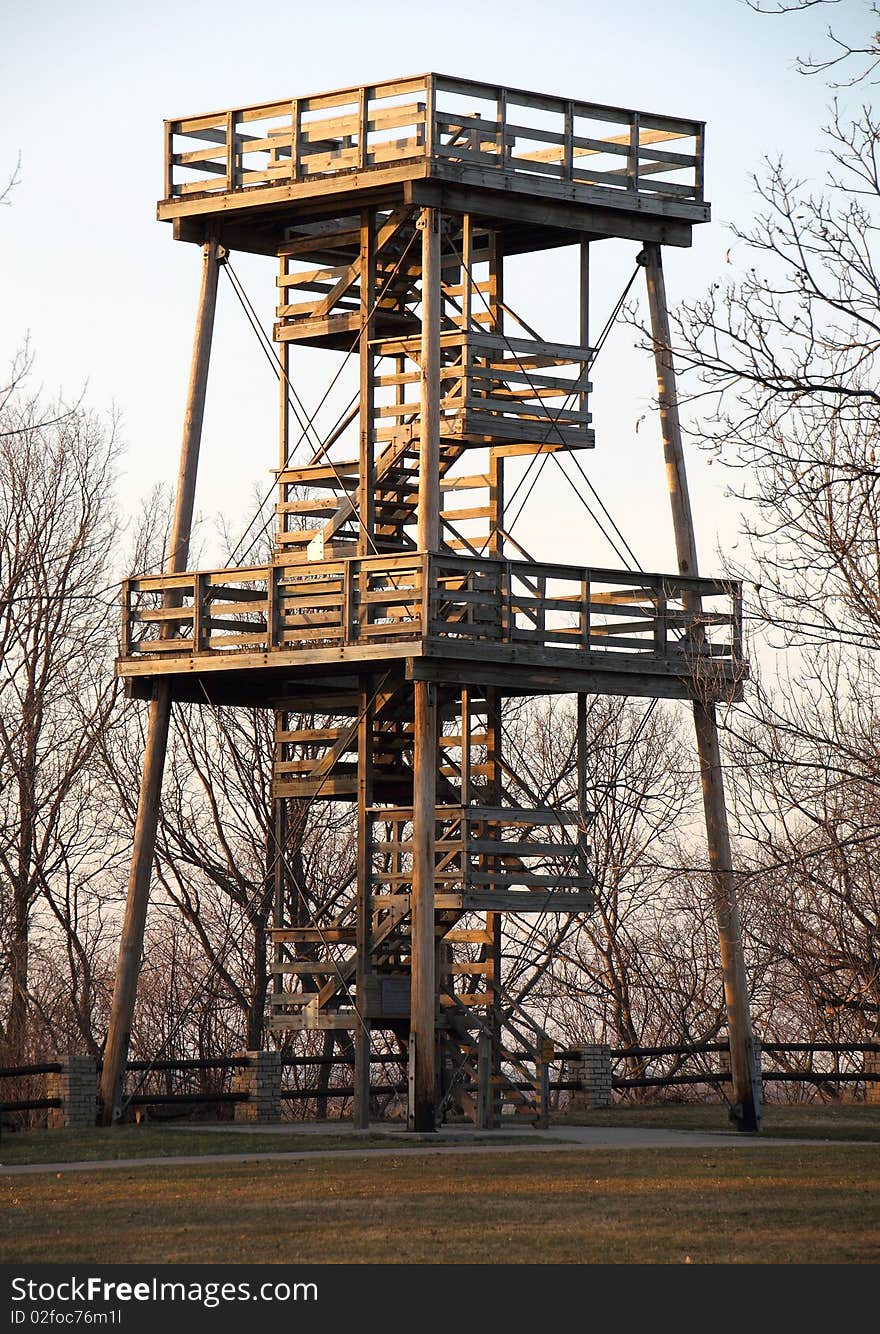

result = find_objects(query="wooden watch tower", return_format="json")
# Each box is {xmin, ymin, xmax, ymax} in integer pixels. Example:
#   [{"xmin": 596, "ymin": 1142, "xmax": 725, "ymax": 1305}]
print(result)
[{"xmin": 101, "ymin": 74, "xmax": 761, "ymax": 1131}]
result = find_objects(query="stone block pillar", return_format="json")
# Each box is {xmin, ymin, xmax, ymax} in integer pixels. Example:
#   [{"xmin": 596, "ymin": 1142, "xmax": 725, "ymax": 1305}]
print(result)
[
  {"xmin": 568, "ymin": 1045, "xmax": 612, "ymax": 1110},
  {"xmin": 864, "ymin": 1051, "xmax": 880, "ymax": 1106},
  {"xmin": 233, "ymin": 1050, "xmax": 282, "ymax": 1122},
  {"xmin": 47, "ymin": 1055, "xmax": 97, "ymax": 1128}
]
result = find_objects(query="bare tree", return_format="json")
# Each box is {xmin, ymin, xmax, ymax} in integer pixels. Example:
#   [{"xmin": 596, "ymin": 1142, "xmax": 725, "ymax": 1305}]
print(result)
[
  {"xmin": 624, "ymin": 13, "xmax": 880, "ymax": 1057},
  {"xmin": 0, "ymin": 372, "xmax": 121, "ymax": 1060},
  {"xmin": 748, "ymin": 0, "xmax": 880, "ymax": 86},
  {"xmin": 496, "ymin": 696, "xmax": 725, "ymax": 1077}
]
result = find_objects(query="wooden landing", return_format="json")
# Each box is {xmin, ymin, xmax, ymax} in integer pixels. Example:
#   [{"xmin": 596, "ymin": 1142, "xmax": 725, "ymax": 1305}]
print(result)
[
  {"xmin": 160, "ymin": 73, "xmax": 708, "ymax": 253},
  {"xmin": 117, "ymin": 551, "xmax": 745, "ymax": 706}
]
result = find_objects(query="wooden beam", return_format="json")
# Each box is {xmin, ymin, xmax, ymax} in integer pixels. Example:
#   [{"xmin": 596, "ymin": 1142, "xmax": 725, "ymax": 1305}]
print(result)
[
  {"xmin": 358, "ymin": 209, "xmax": 376, "ymax": 555},
  {"xmin": 406, "ymin": 180, "xmax": 698, "ymax": 248},
  {"xmin": 100, "ymin": 239, "xmax": 223, "ymax": 1125},
  {"xmin": 354, "ymin": 685, "xmax": 374, "ymax": 1128},
  {"xmin": 410, "ymin": 679, "xmax": 437, "ymax": 1130},
  {"xmin": 643, "ymin": 242, "xmax": 761, "ymax": 1134},
  {"xmin": 417, "ymin": 208, "xmax": 441, "ymax": 551}
]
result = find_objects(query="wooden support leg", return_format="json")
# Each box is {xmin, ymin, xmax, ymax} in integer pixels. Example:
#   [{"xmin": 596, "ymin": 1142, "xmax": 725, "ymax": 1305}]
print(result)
[
  {"xmin": 477, "ymin": 1031, "xmax": 492, "ymax": 1130},
  {"xmin": 272, "ymin": 785, "xmax": 287, "ymax": 997},
  {"xmin": 642, "ymin": 242, "xmax": 761, "ymax": 1133},
  {"xmin": 354, "ymin": 685, "xmax": 374, "ymax": 1129},
  {"xmin": 99, "ymin": 239, "xmax": 223, "ymax": 1125},
  {"xmin": 409, "ymin": 679, "xmax": 437, "ymax": 1131}
]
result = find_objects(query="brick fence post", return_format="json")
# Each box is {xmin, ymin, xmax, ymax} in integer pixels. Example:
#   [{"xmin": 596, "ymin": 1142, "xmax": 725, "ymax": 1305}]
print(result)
[
  {"xmin": 47, "ymin": 1055, "xmax": 97, "ymax": 1128},
  {"xmin": 234, "ymin": 1050, "xmax": 282, "ymax": 1122},
  {"xmin": 568, "ymin": 1045, "xmax": 612, "ymax": 1110},
  {"xmin": 864, "ymin": 1051, "xmax": 880, "ymax": 1106}
]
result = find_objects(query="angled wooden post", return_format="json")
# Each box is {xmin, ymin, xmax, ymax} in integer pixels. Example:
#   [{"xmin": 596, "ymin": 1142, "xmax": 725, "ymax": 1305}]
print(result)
[
  {"xmin": 99, "ymin": 239, "xmax": 224, "ymax": 1124},
  {"xmin": 642, "ymin": 242, "xmax": 761, "ymax": 1133}
]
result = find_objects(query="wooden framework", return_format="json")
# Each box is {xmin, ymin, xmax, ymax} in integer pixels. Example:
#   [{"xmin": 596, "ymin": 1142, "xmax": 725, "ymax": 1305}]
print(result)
[{"xmin": 102, "ymin": 73, "xmax": 760, "ymax": 1133}]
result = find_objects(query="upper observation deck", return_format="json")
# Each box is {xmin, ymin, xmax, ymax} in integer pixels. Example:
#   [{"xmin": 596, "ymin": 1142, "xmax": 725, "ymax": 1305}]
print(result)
[{"xmin": 161, "ymin": 73, "xmax": 709, "ymax": 253}]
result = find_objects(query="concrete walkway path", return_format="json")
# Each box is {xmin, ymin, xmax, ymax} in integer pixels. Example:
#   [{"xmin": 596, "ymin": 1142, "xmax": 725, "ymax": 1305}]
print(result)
[{"xmin": 0, "ymin": 1122, "xmax": 867, "ymax": 1176}]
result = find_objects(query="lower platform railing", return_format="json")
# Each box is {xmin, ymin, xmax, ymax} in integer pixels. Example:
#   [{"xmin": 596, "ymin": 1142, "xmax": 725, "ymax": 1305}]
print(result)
[{"xmin": 120, "ymin": 551, "xmax": 742, "ymax": 668}]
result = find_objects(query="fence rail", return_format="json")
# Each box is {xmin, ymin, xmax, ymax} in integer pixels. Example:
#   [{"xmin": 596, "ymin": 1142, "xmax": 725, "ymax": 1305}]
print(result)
[
  {"xmin": 3, "ymin": 1041, "xmax": 878, "ymax": 1117},
  {"xmin": 162, "ymin": 73, "xmax": 705, "ymax": 215}
]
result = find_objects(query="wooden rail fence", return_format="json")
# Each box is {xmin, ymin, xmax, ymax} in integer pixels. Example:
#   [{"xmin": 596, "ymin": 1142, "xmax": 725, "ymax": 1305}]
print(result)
[{"xmin": 3, "ymin": 1043, "xmax": 878, "ymax": 1118}]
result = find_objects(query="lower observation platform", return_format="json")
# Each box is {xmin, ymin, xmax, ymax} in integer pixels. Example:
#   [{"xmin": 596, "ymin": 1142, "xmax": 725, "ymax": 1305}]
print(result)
[{"xmin": 117, "ymin": 552, "xmax": 745, "ymax": 706}]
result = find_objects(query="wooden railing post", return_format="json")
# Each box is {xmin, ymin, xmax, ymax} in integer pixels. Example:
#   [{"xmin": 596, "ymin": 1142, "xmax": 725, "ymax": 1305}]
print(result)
[
  {"xmin": 655, "ymin": 580, "xmax": 668, "ymax": 656},
  {"xmin": 226, "ymin": 110, "xmax": 237, "ymax": 191},
  {"xmin": 192, "ymin": 573, "xmax": 205, "ymax": 653},
  {"xmin": 733, "ymin": 582, "xmax": 743, "ymax": 663},
  {"xmin": 564, "ymin": 101, "xmax": 574, "ymax": 182},
  {"xmin": 425, "ymin": 75, "xmax": 436, "ymax": 161},
  {"xmin": 121, "ymin": 581, "xmax": 132, "ymax": 658},
  {"xmin": 421, "ymin": 554, "xmax": 432, "ymax": 637},
  {"xmin": 164, "ymin": 121, "xmax": 175, "ymax": 200},
  {"xmin": 290, "ymin": 99, "xmax": 300, "ymax": 182},
  {"xmin": 503, "ymin": 560, "xmax": 512, "ymax": 643},
  {"xmin": 358, "ymin": 87, "xmax": 369, "ymax": 171},
  {"xmin": 695, "ymin": 123, "xmax": 705, "ymax": 203},
  {"xmin": 497, "ymin": 88, "xmax": 508, "ymax": 166},
  {"xmin": 266, "ymin": 567, "xmax": 278, "ymax": 650},
  {"xmin": 341, "ymin": 560, "xmax": 352, "ymax": 645},
  {"xmin": 627, "ymin": 113, "xmax": 640, "ymax": 194}
]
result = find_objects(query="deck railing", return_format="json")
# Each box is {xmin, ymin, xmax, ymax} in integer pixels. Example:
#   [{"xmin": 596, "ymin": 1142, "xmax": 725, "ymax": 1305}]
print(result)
[
  {"xmin": 163, "ymin": 73, "xmax": 705, "ymax": 209},
  {"xmin": 371, "ymin": 331, "xmax": 592, "ymax": 449},
  {"xmin": 120, "ymin": 552, "xmax": 741, "ymax": 668}
]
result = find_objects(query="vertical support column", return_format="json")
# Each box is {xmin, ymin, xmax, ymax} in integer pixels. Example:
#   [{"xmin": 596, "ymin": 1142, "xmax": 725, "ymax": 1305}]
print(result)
[
  {"xmin": 580, "ymin": 239, "xmax": 590, "ymax": 420},
  {"xmin": 485, "ymin": 686, "xmax": 503, "ymax": 1127},
  {"xmin": 476, "ymin": 1032, "xmax": 492, "ymax": 1130},
  {"xmin": 410, "ymin": 679, "xmax": 438, "ymax": 1131},
  {"xmin": 576, "ymin": 694, "xmax": 591, "ymax": 883},
  {"xmin": 354, "ymin": 685, "xmax": 374, "ymax": 1129},
  {"xmin": 642, "ymin": 242, "xmax": 761, "ymax": 1133},
  {"xmin": 276, "ymin": 270, "xmax": 291, "ymax": 549},
  {"xmin": 100, "ymin": 239, "xmax": 224, "ymax": 1125},
  {"xmin": 272, "ymin": 772, "xmax": 288, "ymax": 999},
  {"xmin": 358, "ymin": 209, "xmax": 376, "ymax": 555},
  {"xmin": 278, "ymin": 336, "xmax": 290, "ymax": 472},
  {"xmin": 461, "ymin": 213, "xmax": 473, "ymax": 334},
  {"xmin": 417, "ymin": 208, "xmax": 441, "ymax": 552},
  {"xmin": 488, "ymin": 229, "xmax": 505, "ymax": 558}
]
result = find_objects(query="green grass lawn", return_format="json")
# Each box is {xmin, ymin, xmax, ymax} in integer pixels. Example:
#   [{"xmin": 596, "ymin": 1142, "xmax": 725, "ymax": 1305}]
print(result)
[
  {"xmin": 1, "ymin": 1146, "xmax": 877, "ymax": 1264},
  {"xmin": 2, "ymin": 1101, "xmax": 877, "ymax": 1167},
  {"xmin": 0, "ymin": 1123, "xmax": 539, "ymax": 1166},
  {"xmin": 554, "ymin": 1101, "xmax": 880, "ymax": 1141}
]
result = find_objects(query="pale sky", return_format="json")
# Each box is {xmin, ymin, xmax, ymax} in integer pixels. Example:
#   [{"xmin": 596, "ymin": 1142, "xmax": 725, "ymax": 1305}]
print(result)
[{"xmin": 1, "ymin": 0, "xmax": 856, "ymax": 579}]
